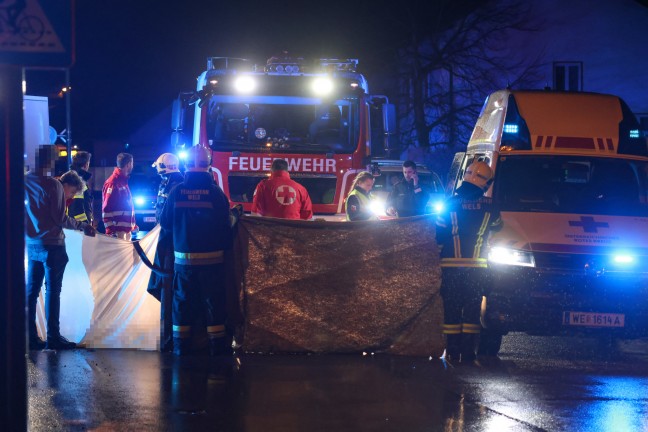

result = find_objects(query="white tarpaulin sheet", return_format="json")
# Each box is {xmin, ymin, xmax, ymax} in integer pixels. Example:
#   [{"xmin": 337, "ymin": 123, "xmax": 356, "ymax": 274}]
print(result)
[{"xmin": 32, "ymin": 227, "xmax": 161, "ymax": 350}]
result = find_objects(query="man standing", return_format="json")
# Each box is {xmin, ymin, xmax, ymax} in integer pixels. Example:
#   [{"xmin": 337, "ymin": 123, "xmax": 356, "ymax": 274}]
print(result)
[
  {"xmin": 102, "ymin": 152, "xmax": 137, "ymax": 240},
  {"xmin": 252, "ymin": 159, "xmax": 313, "ymax": 220},
  {"xmin": 148, "ymin": 152, "xmax": 184, "ymax": 352},
  {"xmin": 435, "ymin": 161, "xmax": 499, "ymax": 363},
  {"xmin": 68, "ymin": 151, "xmax": 94, "ymax": 225},
  {"xmin": 25, "ymin": 146, "xmax": 96, "ymax": 350},
  {"xmin": 386, "ymin": 160, "xmax": 430, "ymax": 217},
  {"xmin": 160, "ymin": 145, "xmax": 233, "ymax": 356}
]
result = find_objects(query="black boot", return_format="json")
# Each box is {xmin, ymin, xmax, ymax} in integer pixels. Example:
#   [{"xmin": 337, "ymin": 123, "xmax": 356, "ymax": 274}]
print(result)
[
  {"xmin": 46, "ymin": 334, "xmax": 77, "ymax": 350},
  {"xmin": 444, "ymin": 334, "xmax": 461, "ymax": 362},
  {"xmin": 460, "ymin": 333, "xmax": 480, "ymax": 363},
  {"xmin": 173, "ymin": 337, "xmax": 192, "ymax": 356},
  {"xmin": 209, "ymin": 336, "xmax": 233, "ymax": 357},
  {"xmin": 29, "ymin": 333, "xmax": 46, "ymax": 350}
]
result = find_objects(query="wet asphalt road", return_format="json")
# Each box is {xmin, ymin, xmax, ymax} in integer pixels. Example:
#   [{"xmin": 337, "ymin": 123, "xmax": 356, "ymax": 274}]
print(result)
[{"xmin": 27, "ymin": 334, "xmax": 648, "ymax": 432}]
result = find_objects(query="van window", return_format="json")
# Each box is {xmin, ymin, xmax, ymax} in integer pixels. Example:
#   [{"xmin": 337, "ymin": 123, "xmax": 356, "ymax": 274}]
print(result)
[{"xmin": 495, "ymin": 155, "xmax": 648, "ymax": 216}]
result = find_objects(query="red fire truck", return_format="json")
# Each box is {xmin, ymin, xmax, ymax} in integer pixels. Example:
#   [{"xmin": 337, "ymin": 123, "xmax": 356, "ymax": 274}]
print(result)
[{"xmin": 171, "ymin": 55, "xmax": 396, "ymax": 215}]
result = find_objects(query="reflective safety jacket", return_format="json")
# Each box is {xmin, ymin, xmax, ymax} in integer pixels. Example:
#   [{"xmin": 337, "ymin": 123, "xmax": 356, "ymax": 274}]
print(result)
[
  {"xmin": 345, "ymin": 187, "xmax": 377, "ymax": 221},
  {"xmin": 102, "ymin": 168, "xmax": 135, "ymax": 234},
  {"xmin": 252, "ymin": 170, "xmax": 313, "ymax": 220},
  {"xmin": 160, "ymin": 171, "xmax": 232, "ymax": 267},
  {"xmin": 68, "ymin": 167, "xmax": 94, "ymax": 224},
  {"xmin": 155, "ymin": 171, "xmax": 184, "ymax": 223},
  {"xmin": 435, "ymin": 183, "xmax": 500, "ymax": 268}
]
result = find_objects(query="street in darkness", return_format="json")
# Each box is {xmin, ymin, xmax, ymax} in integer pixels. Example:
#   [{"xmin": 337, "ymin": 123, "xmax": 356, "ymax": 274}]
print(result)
[{"xmin": 27, "ymin": 334, "xmax": 648, "ymax": 431}]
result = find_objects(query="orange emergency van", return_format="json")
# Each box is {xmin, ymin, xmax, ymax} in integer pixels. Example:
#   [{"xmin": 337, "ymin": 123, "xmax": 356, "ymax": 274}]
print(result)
[{"xmin": 448, "ymin": 90, "xmax": 648, "ymax": 355}]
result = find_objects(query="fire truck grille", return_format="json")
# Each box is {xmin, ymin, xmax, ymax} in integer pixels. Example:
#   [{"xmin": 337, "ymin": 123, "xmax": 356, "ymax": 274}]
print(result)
[{"xmin": 533, "ymin": 252, "xmax": 592, "ymax": 271}]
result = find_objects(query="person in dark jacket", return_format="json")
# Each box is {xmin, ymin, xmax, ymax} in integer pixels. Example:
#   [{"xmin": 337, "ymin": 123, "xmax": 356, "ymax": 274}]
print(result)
[
  {"xmin": 68, "ymin": 151, "xmax": 94, "ymax": 225},
  {"xmin": 147, "ymin": 152, "xmax": 184, "ymax": 352},
  {"xmin": 386, "ymin": 160, "xmax": 430, "ymax": 217},
  {"xmin": 345, "ymin": 171, "xmax": 377, "ymax": 221},
  {"xmin": 25, "ymin": 146, "xmax": 96, "ymax": 350},
  {"xmin": 435, "ymin": 161, "xmax": 500, "ymax": 363},
  {"xmin": 160, "ymin": 145, "xmax": 233, "ymax": 356}
]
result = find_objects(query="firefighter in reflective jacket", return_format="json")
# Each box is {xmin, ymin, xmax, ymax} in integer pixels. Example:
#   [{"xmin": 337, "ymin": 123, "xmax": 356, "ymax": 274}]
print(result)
[
  {"xmin": 160, "ymin": 145, "xmax": 233, "ymax": 356},
  {"xmin": 435, "ymin": 161, "xmax": 500, "ymax": 363}
]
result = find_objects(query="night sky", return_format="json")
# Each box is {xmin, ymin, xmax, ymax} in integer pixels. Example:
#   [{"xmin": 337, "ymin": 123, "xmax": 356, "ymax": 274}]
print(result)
[{"xmin": 42, "ymin": 0, "xmax": 402, "ymax": 144}]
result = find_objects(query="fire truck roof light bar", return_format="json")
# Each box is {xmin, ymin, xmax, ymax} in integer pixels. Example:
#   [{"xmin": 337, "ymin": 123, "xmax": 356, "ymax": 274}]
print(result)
[
  {"xmin": 208, "ymin": 57, "xmax": 253, "ymax": 71},
  {"xmin": 318, "ymin": 59, "xmax": 358, "ymax": 73}
]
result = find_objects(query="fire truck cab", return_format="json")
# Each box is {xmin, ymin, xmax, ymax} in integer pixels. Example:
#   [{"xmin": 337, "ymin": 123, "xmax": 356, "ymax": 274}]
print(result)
[
  {"xmin": 172, "ymin": 56, "xmax": 398, "ymax": 215},
  {"xmin": 448, "ymin": 89, "xmax": 648, "ymax": 354}
]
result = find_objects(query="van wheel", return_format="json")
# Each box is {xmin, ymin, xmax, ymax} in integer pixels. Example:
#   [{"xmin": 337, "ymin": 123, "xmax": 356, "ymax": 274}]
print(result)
[{"xmin": 478, "ymin": 329, "xmax": 503, "ymax": 356}]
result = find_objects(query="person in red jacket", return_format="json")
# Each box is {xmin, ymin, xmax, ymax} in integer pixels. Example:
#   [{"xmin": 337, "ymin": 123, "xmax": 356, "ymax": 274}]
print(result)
[
  {"xmin": 102, "ymin": 152, "xmax": 137, "ymax": 240},
  {"xmin": 252, "ymin": 159, "xmax": 313, "ymax": 220}
]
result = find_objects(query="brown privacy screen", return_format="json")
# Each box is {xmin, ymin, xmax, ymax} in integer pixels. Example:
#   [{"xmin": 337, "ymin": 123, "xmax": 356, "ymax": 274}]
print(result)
[{"xmin": 228, "ymin": 215, "xmax": 444, "ymax": 357}]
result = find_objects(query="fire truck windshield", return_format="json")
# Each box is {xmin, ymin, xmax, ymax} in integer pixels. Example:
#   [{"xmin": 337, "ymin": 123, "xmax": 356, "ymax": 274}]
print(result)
[
  {"xmin": 495, "ymin": 155, "xmax": 648, "ymax": 216},
  {"xmin": 206, "ymin": 96, "xmax": 359, "ymax": 154}
]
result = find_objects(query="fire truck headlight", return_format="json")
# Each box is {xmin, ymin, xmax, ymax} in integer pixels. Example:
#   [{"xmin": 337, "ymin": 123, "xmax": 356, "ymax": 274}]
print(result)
[
  {"xmin": 488, "ymin": 247, "xmax": 535, "ymax": 267},
  {"xmin": 369, "ymin": 199, "xmax": 386, "ymax": 217},
  {"xmin": 234, "ymin": 76, "xmax": 256, "ymax": 93},
  {"xmin": 312, "ymin": 78, "xmax": 333, "ymax": 96}
]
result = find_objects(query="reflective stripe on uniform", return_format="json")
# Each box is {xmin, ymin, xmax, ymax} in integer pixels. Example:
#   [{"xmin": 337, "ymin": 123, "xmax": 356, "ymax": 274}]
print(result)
[
  {"xmin": 174, "ymin": 250, "xmax": 224, "ymax": 265},
  {"xmin": 451, "ymin": 212, "xmax": 461, "ymax": 258},
  {"xmin": 207, "ymin": 325, "xmax": 226, "ymax": 339},
  {"xmin": 74, "ymin": 213, "xmax": 88, "ymax": 221},
  {"xmin": 473, "ymin": 212, "xmax": 491, "ymax": 259},
  {"xmin": 103, "ymin": 210, "xmax": 133, "ymax": 217},
  {"xmin": 173, "ymin": 325, "xmax": 191, "ymax": 338},
  {"xmin": 462, "ymin": 323, "xmax": 481, "ymax": 334},
  {"xmin": 442, "ymin": 324, "xmax": 462, "ymax": 335}
]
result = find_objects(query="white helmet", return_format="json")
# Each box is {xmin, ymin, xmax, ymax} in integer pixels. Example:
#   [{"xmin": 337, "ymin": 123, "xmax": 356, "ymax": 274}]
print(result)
[
  {"xmin": 463, "ymin": 161, "xmax": 493, "ymax": 191},
  {"xmin": 185, "ymin": 145, "xmax": 211, "ymax": 172},
  {"xmin": 152, "ymin": 153, "xmax": 180, "ymax": 175}
]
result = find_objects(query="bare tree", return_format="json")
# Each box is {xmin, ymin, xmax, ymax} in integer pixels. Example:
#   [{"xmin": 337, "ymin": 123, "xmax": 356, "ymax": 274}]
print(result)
[{"xmin": 368, "ymin": 0, "xmax": 544, "ymax": 172}]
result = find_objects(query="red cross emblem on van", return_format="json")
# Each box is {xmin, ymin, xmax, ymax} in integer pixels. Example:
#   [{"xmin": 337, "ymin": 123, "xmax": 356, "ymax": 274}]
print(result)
[{"xmin": 568, "ymin": 216, "xmax": 609, "ymax": 233}]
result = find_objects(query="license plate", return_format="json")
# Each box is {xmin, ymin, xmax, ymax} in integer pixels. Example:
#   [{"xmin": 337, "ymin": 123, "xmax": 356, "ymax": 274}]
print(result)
[
  {"xmin": 562, "ymin": 311, "xmax": 625, "ymax": 328},
  {"xmin": 143, "ymin": 217, "xmax": 156, "ymax": 223}
]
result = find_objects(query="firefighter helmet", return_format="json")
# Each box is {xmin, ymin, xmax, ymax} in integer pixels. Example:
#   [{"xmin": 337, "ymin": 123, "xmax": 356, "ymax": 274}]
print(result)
[
  {"xmin": 185, "ymin": 145, "xmax": 211, "ymax": 172},
  {"xmin": 463, "ymin": 161, "xmax": 493, "ymax": 191},
  {"xmin": 152, "ymin": 153, "xmax": 180, "ymax": 175}
]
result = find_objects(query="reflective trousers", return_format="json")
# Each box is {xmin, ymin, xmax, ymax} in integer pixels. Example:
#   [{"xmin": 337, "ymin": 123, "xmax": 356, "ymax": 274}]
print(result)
[
  {"xmin": 440, "ymin": 267, "xmax": 491, "ymax": 336},
  {"xmin": 172, "ymin": 264, "xmax": 227, "ymax": 344}
]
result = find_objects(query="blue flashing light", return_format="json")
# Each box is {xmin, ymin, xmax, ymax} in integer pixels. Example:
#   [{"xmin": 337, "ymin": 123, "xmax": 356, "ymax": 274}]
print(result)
[
  {"xmin": 134, "ymin": 196, "xmax": 146, "ymax": 207},
  {"xmin": 629, "ymin": 129, "xmax": 640, "ymax": 139},
  {"xmin": 613, "ymin": 254, "xmax": 635, "ymax": 264},
  {"xmin": 503, "ymin": 123, "xmax": 519, "ymax": 134},
  {"xmin": 178, "ymin": 151, "xmax": 188, "ymax": 160},
  {"xmin": 433, "ymin": 201, "xmax": 445, "ymax": 213}
]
